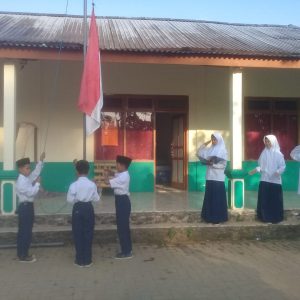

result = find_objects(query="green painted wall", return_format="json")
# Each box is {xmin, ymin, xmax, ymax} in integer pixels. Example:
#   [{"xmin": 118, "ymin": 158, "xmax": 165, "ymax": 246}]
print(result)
[
  {"xmin": 0, "ymin": 161, "xmax": 297, "ymax": 192},
  {"xmin": 188, "ymin": 161, "xmax": 299, "ymax": 191},
  {"xmin": 41, "ymin": 161, "xmax": 154, "ymax": 192},
  {"xmin": 188, "ymin": 162, "xmax": 229, "ymax": 191},
  {"xmin": 128, "ymin": 162, "xmax": 154, "ymax": 192},
  {"xmin": 0, "ymin": 162, "xmax": 93, "ymax": 193},
  {"xmin": 188, "ymin": 162, "xmax": 206, "ymax": 192},
  {"xmin": 243, "ymin": 160, "xmax": 299, "ymax": 191},
  {"xmin": 40, "ymin": 162, "xmax": 79, "ymax": 192},
  {"xmin": 0, "ymin": 161, "xmax": 154, "ymax": 193}
]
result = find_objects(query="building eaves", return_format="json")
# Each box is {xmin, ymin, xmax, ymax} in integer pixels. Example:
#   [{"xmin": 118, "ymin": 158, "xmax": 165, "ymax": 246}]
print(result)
[{"xmin": 0, "ymin": 11, "xmax": 300, "ymax": 60}]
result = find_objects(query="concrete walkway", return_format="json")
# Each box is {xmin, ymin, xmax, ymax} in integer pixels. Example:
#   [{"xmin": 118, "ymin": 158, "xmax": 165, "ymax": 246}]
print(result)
[
  {"xmin": 0, "ymin": 241, "xmax": 300, "ymax": 300},
  {"xmin": 34, "ymin": 189, "xmax": 300, "ymax": 215}
]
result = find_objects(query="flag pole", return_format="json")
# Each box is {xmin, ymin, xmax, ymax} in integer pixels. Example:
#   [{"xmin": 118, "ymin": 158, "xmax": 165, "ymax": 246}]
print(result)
[
  {"xmin": 82, "ymin": 0, "xmax": 88, "ymax": 159},
  {"xmin": 78, "ymin": 1, "xmax": 102, "ymax": 139}
]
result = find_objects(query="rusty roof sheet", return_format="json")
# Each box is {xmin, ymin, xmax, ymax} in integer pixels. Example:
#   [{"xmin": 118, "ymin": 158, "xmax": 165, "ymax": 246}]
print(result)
[{"xmin": 0, "ymin": 11, "xmax": 300, "ymax": 59}]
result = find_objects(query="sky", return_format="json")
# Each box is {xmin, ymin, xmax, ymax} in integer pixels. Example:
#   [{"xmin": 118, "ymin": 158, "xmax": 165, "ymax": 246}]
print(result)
[{"xmin": 1, "ymin": 0, "xmax": 300, "ymax": 26}]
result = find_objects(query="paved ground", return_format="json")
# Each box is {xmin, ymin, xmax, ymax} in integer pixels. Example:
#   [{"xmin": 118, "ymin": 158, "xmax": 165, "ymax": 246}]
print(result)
[{"xmin": 0, "ymin": 241, "xmax": 300, "ymax": 300}]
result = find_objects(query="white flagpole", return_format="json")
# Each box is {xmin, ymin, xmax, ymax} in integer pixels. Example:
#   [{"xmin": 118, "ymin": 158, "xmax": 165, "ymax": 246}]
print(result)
[{"xmin": 83, "ymin": 0, "xmax": 88, "ymax": 159}]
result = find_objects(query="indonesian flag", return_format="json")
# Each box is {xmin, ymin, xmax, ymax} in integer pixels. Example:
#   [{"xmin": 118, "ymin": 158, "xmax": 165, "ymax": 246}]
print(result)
[{"xmin": 78, "ymin": 7, "xmax": 103, "ymax": 135}]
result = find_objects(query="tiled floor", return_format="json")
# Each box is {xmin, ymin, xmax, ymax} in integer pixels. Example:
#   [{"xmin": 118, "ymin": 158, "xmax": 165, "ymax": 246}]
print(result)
[{"xmin": 34, "ymin": 186, "xmax": 300, "ymax": 215}]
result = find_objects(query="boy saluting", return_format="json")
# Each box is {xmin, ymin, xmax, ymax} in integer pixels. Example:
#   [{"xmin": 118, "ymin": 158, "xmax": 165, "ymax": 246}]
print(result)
[
  {"xmin": 105, "ymin": 155, "xmax": 133, "ymax": 259},
  {"xmin": 16, "ymin": 152, "xmax": 45, "ymax": 263}
]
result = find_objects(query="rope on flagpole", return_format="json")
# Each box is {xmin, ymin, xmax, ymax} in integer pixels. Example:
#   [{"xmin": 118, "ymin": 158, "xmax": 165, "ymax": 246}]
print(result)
[
  {"xmin": 82, "ymin": 0, "xmax": 88, "ymax": 159},
  {"xmin": 40, "ymin": 0, "xmax": 70, "ymax": 154},
  {"xmin": 38, "ymin": 0, "xmax": 73, "ymax": 215}
]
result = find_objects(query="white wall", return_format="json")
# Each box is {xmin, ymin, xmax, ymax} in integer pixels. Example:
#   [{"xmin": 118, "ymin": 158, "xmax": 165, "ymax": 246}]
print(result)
[
  {"xmin": 244, "ymin": 68, "xmax": 300, "ymax": 97},
  {"xmin": 103, "ymin": 63, "xmax": 232, "ymax": 162},
  {"xmin": 37, "ymin": 60, "xmax": 89, "ymax": 162},
  {"xmin": 0, "ymin": 59, "xmax": 89, "ymax": 162},
  {"xmin": 1, "ymin": 60, "xmax": 300, "ymax": 163}
]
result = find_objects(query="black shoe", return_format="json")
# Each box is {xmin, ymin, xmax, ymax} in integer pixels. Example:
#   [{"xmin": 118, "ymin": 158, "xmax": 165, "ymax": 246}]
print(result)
[
  {"xmin": 114, "ymin": 252, "xmax": 133, "ymax": 260},
  {"xmin": 19, "ymin": 254, "xmax": 36, "ymax": 263}
]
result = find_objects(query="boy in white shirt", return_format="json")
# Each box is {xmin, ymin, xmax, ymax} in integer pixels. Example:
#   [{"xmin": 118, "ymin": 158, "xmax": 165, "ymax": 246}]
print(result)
[
  {"xmin": 67, "ymin": 160, "xmax": 100, "ymax": 267},
  {"xmin": 16, "ymin": 152, "xmax": 45, "ymax": 263},
  {"xmin": 107, "ymin": 155, "xmax": 133, "ymax": 259}
]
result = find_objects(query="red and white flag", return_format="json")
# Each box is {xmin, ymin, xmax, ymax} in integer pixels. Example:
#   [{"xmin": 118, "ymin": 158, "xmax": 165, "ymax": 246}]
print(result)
[{"xmin": 78, "ymin": 7, "xmax": 103, "ymax": 135}]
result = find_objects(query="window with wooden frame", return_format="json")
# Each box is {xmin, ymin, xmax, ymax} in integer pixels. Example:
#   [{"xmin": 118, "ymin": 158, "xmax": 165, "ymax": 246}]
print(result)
[
  {"xmin": 95, "ymin": 95, "xmax": 188, "ymax": 161},
  {"xmin": 245, "ymin": 97, "xmax": 299, "ymax": 160}
]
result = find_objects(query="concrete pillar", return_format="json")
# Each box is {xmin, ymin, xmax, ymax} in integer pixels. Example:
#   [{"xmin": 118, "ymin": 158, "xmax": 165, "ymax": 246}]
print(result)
[
  {"xmin": 227, "ymin": 68, "xmax": 245, "ymax": 209},
  {"xmin": 0, "ymin": 64, "xmax": 17, "ymax": 215}
]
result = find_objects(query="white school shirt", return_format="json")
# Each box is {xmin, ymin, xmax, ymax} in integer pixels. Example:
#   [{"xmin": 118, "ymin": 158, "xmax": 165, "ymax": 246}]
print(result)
[
  {"xmin": 109, "ymin": 171, "xmax": 130, "ymax": 195},
  {"xmin": 256, "ymin": 156, "xmax": 286, "ymax": 185},
  {"xmin": 255, "ymin": 135, "xmax": 286, "ymax": 185},
  {"xmin": 67, "ymin": 176, "xmax": 100, "ymax": 204},
  {"xmin": 206, "ymin": 161, "xmax": 227, "ymax": 182},
  {"xmin": 198, "ymin": 144, "xmax": 227, "ymax": 182},
  {"xmin": 16, "ymin": 161, "xmax": 43, "ymax": 203}
]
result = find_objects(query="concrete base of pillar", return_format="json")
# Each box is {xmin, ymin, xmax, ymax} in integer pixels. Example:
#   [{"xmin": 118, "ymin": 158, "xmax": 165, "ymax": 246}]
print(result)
[
  {"xmin": 228, "ymin": 179, "xmax": 245, "ymax": 209},
  {"xmin": 0, "ymin": 170, "xmax": 18, "ymax": 215},
  {"xmin": 1, "ymin": 181, "xmax": 17, "ymax": 215},
  {"xmin": 225, "ymin": 168, "xmax": 247, "ymax": 209}
]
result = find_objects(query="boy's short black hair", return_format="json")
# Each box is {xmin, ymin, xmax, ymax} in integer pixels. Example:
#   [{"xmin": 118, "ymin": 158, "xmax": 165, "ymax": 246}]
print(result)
[
  {"xmin": 16, "ymin": 157, "xmax": 30, "ymax": 168},
  {"xmin": 116, "ymin": 155, "xmax": 132, "ymax": 169},
  {"xmin": 76, "ymin": 160, "xmax": 90, "ymax": 175}
]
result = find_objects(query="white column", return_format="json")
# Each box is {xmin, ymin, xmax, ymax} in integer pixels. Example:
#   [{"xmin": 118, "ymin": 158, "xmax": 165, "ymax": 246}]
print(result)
[
  {"xmin": 229, "ymin": 68, "xmax": 244, "ymax": 209},
  {"xmin": 1, "ymin": 64, "xmax": 17, "ymax": 215},
  {"xmin": 230, "ymin": 69, "xmax": 243, "ymax": 169},
  {"xmin": 3, "ymin": 64, "xmax": 16, "ymax": 170}
]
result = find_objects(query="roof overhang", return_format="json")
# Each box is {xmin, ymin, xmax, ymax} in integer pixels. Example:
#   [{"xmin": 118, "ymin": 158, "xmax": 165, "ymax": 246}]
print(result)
[{"xmin": 1, "ymin": 47, "xmax": 300, "ymax": 69}]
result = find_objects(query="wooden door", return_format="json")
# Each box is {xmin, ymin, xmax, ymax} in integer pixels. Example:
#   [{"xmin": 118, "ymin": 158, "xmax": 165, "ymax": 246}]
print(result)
[{"xmin": 171, "ymin": 115, "xmax": 186, "ymax": 189}]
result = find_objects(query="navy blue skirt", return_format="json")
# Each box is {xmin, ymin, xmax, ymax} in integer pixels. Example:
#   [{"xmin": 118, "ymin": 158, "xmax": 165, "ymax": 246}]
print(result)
[
  {"xmin": 201, "ymin": 180, "xmax": 228, "ymax": 224},
  {"xmin": 257, "ymin": 181, "xmax": 284, "ymax": 223}
]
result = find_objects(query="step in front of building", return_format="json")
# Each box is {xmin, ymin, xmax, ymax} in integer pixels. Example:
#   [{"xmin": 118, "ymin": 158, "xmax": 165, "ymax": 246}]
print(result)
[
  {"xmin": 0, "ymin": 211, "xmax": 206, "ymax": 227},
  {"xmin": 1, "ymin": 209, "xmax": 300, "ymax": 228},
  {"xmin": 1, "ymin": 222, "xmax": 300, "ymax": 247}
]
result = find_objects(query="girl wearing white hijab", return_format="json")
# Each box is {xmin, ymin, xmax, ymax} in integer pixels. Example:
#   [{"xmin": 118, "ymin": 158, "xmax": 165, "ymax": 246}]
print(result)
[
  {"xmin": 197, "ymin": 132, "xmax": 228, "ymax": 224},
  {"xmin": 249, "ymin": 135, "xmax": 286, "ymax": 223},
  {"xmin": 290, "ymin": 145, "xmax": 300, "ymax": 194}
]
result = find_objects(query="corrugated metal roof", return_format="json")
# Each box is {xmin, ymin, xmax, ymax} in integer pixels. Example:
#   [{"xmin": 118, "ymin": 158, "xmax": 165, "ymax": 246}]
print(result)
[{"xmin": 1, "ymin": 11, "xmax": 300, "ymax": 59}]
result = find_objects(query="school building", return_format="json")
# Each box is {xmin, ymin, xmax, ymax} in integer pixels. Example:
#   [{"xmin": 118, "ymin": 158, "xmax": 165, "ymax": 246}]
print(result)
[{"xmin": 1, "ymin": 12, "xmax": 300, "ymax": 214}]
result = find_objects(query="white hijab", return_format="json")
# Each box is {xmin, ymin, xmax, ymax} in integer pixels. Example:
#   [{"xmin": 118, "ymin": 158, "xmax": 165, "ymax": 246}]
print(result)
[
  {"xmin": 198, "ymin": 132, "xmax": 227, "ymax": 161},
  {"xmin": 258, "ymin": 135, "xmax": 284, "ymax": 175},
  {"xmin": 290, "ymin": 145, "xmax": 300, "ymax": 162}
]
